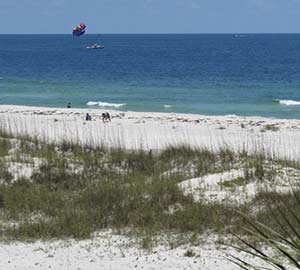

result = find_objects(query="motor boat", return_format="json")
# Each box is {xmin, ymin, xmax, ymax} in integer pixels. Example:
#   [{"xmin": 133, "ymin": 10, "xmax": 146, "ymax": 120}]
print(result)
[{"xmin": 86, "ymin": 44, "xmax": 105, "ymax": 49}]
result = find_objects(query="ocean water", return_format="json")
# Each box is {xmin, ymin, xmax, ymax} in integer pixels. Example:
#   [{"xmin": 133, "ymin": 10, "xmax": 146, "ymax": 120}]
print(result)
[{"xmin": 1, "ymin": 34, "xmax": 300, "ymax": 118}]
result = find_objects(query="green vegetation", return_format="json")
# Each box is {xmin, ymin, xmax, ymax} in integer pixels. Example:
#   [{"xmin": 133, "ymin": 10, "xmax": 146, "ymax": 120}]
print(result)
[
  {"xmin": 260, "ymin": 124, "xmax": 280, "ymax": 132},
  {"xmin": 0, "ymin": 135, "xmax": 245, "ymax": 241},
  {"xmin": 0, "ymin": 129, "xmax": 299, "ymax": 264},
  {"xmin": 184, "ymin": 249, "xmax": 196, "ymax": 257},
  {"xmin": 219, "ymin": 177, "xmax": 247, "ymax": 188},
  {"xmin": 230, "ymin": 189, "xmax": 300, "ymax": 270}
]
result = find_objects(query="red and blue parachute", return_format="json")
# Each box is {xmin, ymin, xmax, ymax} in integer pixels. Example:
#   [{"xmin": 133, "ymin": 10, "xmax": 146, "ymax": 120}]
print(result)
[{"xmin": 72, "ymin": 23, "xmax": 86, "ymax": 37}]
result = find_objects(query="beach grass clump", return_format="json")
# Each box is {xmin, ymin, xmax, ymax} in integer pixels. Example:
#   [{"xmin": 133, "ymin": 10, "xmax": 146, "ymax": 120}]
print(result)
[
  {"xmin": 219, "ymin": 177, "xmax": 248, "ymax": 188},
  {"xmin": 0, "ymin": 161, "xmax": 14, "ymax": 184},
  {"xmin": 184, "ymin": 249, "xmax": 196, "ymax": 257},
  {"xmin": 260, "ymin": 124, "xmax": 280, "ymax": 132},
  {"xmin": 0, "ymin": 137, "xmax": 11, "ymax": 157},
  {"xmin": 230, "ymin": 188, "xmax": 300, "ymax": 270}
]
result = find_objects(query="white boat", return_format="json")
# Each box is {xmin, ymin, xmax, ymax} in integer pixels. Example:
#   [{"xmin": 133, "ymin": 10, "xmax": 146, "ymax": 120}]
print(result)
[{"xmin": 86, "ymin": 44, "xmax": 105, "ymax": 49}]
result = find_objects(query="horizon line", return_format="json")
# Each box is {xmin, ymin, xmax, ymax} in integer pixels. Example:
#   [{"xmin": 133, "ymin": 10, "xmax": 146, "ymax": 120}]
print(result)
[{"xmin": 1, "ymin": 32, "xmax": 300, "ymax": 35}]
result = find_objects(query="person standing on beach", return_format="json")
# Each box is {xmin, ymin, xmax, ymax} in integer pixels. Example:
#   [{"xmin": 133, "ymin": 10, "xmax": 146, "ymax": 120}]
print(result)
[
  {"xmin": 67, "ymin": 102, "xmax": 71, "ymax": 108},
  {"xmin": 106, "ymin": 112, "xmax": 111, "ymax": 122},
  {"xmin": 102, "ymin": 112, "xmax": 107, "ymax": 122}
]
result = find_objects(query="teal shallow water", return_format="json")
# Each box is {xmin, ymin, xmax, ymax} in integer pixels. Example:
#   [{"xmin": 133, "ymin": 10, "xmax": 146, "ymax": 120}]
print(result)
[{"xmin": 1, "ymin": 34, "xmax": 300, "ymax": 118}]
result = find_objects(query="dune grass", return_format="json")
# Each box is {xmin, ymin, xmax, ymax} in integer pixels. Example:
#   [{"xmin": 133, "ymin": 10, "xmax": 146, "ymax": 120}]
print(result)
[
  {"xmin": 226, "ymin": 181, "xmax": 300, "ymax": 270},
  {"xmin": 0, "ymin": 134, "xmax": 244, "ymax": 241},
  {"xmin": 0, "ymin": 129, "xmax": 298, "ymax": 261}
]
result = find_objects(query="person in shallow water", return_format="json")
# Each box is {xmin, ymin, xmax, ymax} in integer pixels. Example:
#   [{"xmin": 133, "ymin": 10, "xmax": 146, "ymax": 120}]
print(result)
[{"xmin": 67, "ymin": 102, "xmax": 71, "ymax": 108}]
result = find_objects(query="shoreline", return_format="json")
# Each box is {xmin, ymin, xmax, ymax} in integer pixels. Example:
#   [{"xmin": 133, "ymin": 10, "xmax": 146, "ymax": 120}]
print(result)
[
  {"xmin": 1, "ymin": 104, "xmax": 300, "ymax": 159},
  {"xmin": 2, "ymin": 103, "xmax": 300, "ymax": 120}
]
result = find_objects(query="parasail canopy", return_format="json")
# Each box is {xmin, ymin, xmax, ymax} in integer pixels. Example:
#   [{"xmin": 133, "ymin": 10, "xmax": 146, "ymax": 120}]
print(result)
[{"xmin": 72, "ymin": 23, "xmax": 86, "ymax": 37}]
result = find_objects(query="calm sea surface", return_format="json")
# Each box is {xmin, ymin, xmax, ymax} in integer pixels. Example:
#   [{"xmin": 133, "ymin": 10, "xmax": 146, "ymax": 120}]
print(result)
[{"xmin": 1, "ymin": 34, "xmax": 300, "ymax": 118}]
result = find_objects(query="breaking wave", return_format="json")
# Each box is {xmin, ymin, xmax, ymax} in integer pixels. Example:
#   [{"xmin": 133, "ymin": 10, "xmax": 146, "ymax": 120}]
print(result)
[
  {"xmin": 87, "ymin": 101, "xmax": 126, "ymax": 108},
  {"xmin": 275, "ymin": 99, "xmax": 300, "ymax": 106}
]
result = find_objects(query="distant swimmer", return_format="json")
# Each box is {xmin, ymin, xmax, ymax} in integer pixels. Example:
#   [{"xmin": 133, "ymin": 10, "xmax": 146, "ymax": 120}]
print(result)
[{"xmin": 67, "ymin": 102, "xmax": 71, "ymax": 108}]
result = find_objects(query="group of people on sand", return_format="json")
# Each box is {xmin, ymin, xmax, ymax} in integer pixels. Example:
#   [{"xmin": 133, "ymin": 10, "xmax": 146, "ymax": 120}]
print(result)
[
  {"xmin": 67, "ymin": 102, "xmax": 111, "ymax": 123},
  {"xmin": 85, "ymin": 112, "xmax": 111, "ymax": 122}
]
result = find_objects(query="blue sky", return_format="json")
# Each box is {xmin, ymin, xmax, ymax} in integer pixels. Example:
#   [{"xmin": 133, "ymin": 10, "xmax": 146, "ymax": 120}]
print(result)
[{"xmin": 1, "ymin": 0, "xmax": 299, "ymax": 33}]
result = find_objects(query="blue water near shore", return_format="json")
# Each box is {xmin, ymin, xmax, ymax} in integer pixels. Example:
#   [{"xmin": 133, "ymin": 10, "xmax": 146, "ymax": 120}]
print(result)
[{"xmin": 1, "ymin": 34, "xmax": 300, "ymax": 118}]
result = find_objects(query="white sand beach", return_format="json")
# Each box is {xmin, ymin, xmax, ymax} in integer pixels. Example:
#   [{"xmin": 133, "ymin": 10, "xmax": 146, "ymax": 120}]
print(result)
[
  {"xmin": 0, "ymin": 105, "xmax": 300, "ymax": 159},
  {"xmin": 0, "ymin": 231, "xmax": 264, "ymax": 270}
]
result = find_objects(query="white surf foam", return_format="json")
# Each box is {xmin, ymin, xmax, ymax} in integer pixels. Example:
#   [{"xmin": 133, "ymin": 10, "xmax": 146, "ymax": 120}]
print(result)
[
  {"xmin": 276, "ymin": 99, "xmax": 300, "ymax": 106},
  {"xmin": 87, "ymin": 101, "xmax": 126, "ymax": 108},
  {"xmin": 163, "ymin": 104, "xmax": 173, "ymax": 108}
]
